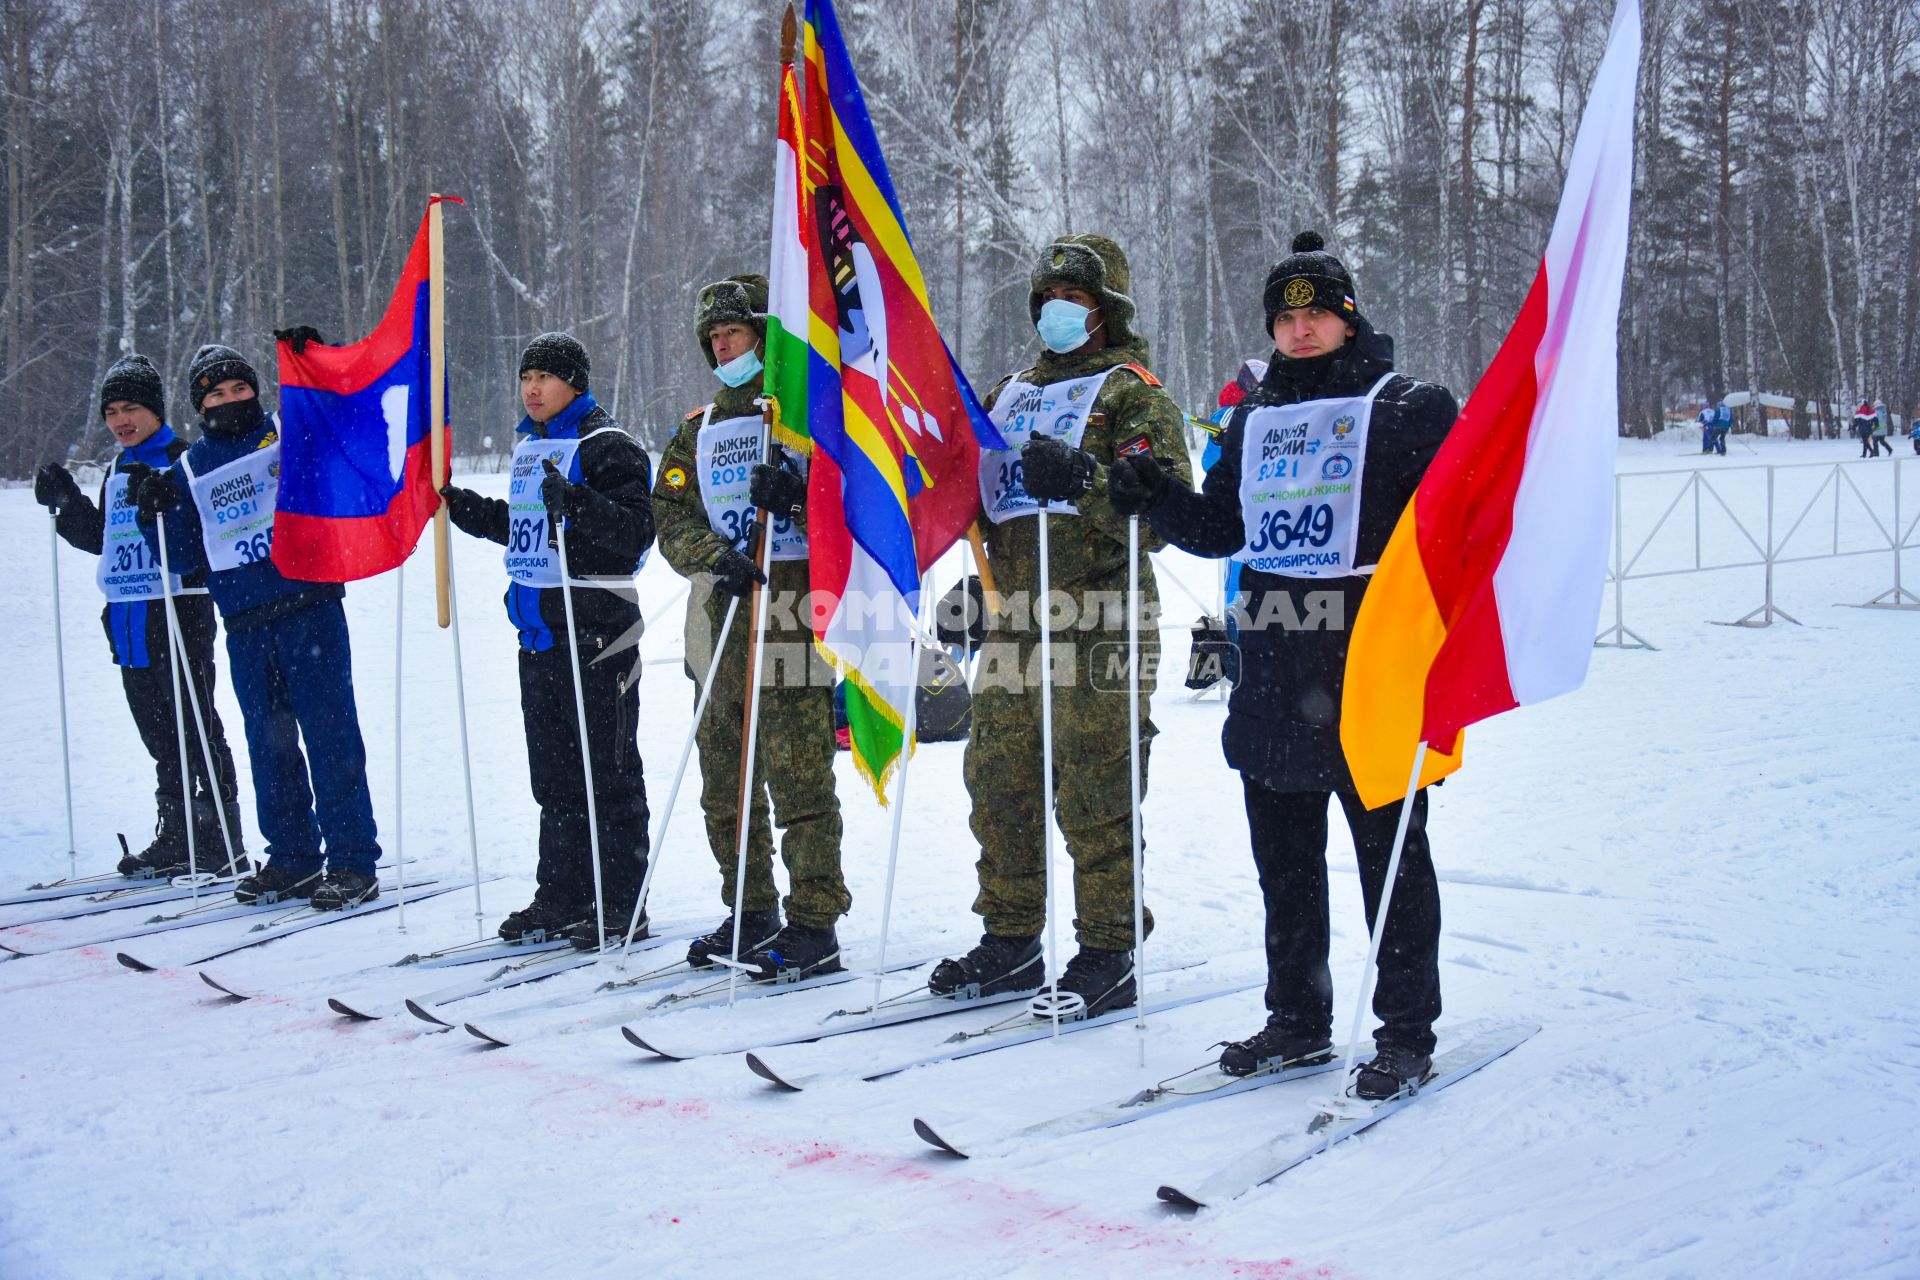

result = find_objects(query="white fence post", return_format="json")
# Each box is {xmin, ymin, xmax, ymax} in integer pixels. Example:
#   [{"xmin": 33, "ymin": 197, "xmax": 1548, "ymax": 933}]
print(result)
[{"xmin": 1861, "ymin": 457, "xmax": 1920, "ymax": 610}]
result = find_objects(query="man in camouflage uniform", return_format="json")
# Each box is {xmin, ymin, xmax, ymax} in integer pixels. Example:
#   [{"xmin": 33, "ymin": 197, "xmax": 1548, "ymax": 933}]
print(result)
[
  {"xmin": 653, "ymin": 274, "xmax": 850, "ymax": 980},
  {"xmin": 928, "ymin": 234, "xmax": 1192, "ymax": 1017}
]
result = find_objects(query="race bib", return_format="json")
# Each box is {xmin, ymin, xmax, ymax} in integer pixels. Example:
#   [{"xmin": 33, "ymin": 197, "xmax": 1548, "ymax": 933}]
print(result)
[
  {"xmin": 97, "ymin": 468, "xmax": 194, "ymax": 601},
  {"xmin": 979, "ymin": 368, "xmax": 1116, "ymax": 522},
  {"xmin": 504, "ymin": 428, "xmax": 645, "ymax": 587},
  {"xmin": 1237, "ymin": 373, "xmax": 1393, "ymax": 579},
  {"xmin": 695, "ymin": 410, "xmax": 808, "ymax": 562},
  {"xmin": 185, "ymin": 441, "xmax": 280, "ymax": 573}
]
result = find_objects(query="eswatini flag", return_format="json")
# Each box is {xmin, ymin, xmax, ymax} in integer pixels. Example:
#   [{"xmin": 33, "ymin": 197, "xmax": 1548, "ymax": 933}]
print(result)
[
  {"xmin": 272, "ymin": 201, "xmax": 451, "ymax": 582},
  {"xmin": 1339, "ymin": 0, "xmax": 1639, "ymax": 809},
  {"xmin": 781, "ymin": 0, "xmax": 1003, "ymax": 800}
]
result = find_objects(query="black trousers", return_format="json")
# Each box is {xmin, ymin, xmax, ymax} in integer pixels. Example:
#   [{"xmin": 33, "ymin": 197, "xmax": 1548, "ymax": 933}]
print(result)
[
  {"xmin": 117, "ymin": 605, "xmax": 240, "ymax": 844},
  {"xmin": 519, "ymin": 637, "xmax": 649, "ymax": 911},
  {"xmin": 1241, "ymin": 776, "xmax": 1442, "ymax": 1055}
]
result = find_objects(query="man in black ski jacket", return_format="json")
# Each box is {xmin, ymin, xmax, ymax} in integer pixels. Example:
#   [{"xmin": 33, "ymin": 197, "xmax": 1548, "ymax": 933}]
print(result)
[
  {"xmin": 1108, "ymin": 231, "xmax": 1458, "ymax": 1101},
  {"xmin": 440, "ymin": 333, "xmax": 656, "ymax": 950}
]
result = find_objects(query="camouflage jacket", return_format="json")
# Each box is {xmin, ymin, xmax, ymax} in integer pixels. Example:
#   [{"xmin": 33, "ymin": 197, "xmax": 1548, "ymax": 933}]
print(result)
[{"xmin": 976, "ymin": 342, "xmax": 1192, "ymax": 615}]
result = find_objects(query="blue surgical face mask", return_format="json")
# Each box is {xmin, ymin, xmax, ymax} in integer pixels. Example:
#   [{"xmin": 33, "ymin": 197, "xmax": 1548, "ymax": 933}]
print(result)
[
  {"xmin": 1036, "ymin": 299, "xmax": 1096, "ymax": 353},
  {"xmin": 714, "ymin": 349, "xmax": 764, "ymax": 388}
]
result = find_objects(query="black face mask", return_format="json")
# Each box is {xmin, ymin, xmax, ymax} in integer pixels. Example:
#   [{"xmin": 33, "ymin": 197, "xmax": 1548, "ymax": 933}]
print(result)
[{"xmin": 202, "ymin": 396, "xmax": 265, "ymax": 439}]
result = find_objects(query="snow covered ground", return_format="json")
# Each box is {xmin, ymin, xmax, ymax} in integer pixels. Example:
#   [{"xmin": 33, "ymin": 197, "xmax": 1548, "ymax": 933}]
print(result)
[{"xmin": 3, "ymin": 435, "xmax": 1916, "ymax": 1279}]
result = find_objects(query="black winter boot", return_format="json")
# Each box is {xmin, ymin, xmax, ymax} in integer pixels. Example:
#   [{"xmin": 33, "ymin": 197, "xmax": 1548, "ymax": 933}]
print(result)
[
  {"xmin": 687, "ymin": 911, "xmax": 782, "ymax": 969},
  {"xmin": 498, "ymin": 895, "xmax": 588, "ymax": 944},
  {"xmin": 734, "ymin": 921, "xmax": 842, "ymax": 981},
  {"xmin": 928, "ymin": 933, "xmax": 1043, "ymax": 998},
  {"xmin": 1031, "ymin": 946, "xmax": 1135, "ymax": 1020},
  {"xmin": 234, "ymin": 862, "xmax": 322, "ymax": 905},
  {"xmin": 1218, "ymin": 1020, "xmax": 1333, "ymax": 1077},
  {"xmin": 119, "ymin": 798, "xmax": 189, "ymax": 878},
  {"xmin": 311, "ymin": 869, "xmax": 380, "ymax": 911},
  {"xmin": 1353, "ymin": 1042, "xmax": 1433, "ymax": 1101},
  {"xmin": 567, "ymin": 909, "xmax": 649, "ymax": 952}
]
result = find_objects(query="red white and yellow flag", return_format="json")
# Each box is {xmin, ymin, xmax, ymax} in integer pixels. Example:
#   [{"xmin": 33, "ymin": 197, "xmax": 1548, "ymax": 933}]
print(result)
[{"xmin": 1339, "ymin": 0, "xmax": 1641, "ymax": 808}]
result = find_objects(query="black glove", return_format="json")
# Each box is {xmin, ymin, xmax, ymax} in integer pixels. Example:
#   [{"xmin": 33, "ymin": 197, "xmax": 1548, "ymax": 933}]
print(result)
[
  {"xmin": 540, "ymin": 459, "xmax": 589, "ymax": 519},
  {"xmin": 934, "ymin": 575, "xmax": 987, "ymax": 648},
  {"xmin": 1186, "ymin": 615, "xmax": 1236, "ymax": 690},
  {"xmin": 1108, "ymin": 454, "xmax": 1170, "ymax": 517},
  {"xmin": 272, "ymin": 325, "xmax": 327, "ymax": 356},
  {"xmin": 439, "ymin": 483, "xmax": 489, "ymax": 537},
  {"xmin": 1021, "ymin": 435, "xmax": 1095, "ymax": 502},
  {"xmin": 710, "ymin": 547, "xmax": 767, "ymax": 599},
  {"xmin": 123, "ymin": 464, "xmax": 183, "ymax": 522},
  {"xmin": 33, "ymin": 463, "xmax": 80, "ymax": 512},
  {"xmin": 748, "ymin": 463, "xmax": 805, "ymax": 519}
]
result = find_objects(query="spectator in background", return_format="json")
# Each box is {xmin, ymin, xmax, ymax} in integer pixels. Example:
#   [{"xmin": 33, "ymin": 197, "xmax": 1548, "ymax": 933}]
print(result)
[
  {"xmin": 1909, "ymin": 409, "xmax": 1919, "ymax": 456},
  {"xmin": 1872, "ymin": 401, "xmax": 1892, "ymax": 457},
  {"xmin": 1853, "ymin": 401, "xmax": 1877, "ymax": 458},
  {"xmin": 1711, "ymin": 399, "xmax": 1732, "ymax": 455},
  {"xmin": 1699, "ymin": 401, "xmax": 1716, "ymax": 454}
]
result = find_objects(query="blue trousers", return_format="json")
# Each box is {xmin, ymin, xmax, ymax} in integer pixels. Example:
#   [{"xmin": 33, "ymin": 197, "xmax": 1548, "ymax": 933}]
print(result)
[{"xmin": 225, "ymin": 598, "xmax": 380, "ymax": 875}]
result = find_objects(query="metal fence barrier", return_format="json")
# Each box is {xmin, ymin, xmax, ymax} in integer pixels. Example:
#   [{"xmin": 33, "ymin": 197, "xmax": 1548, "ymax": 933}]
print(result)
[{"xmin": 1596, "ymin": 456, "xmax": 1920, "ymax": 650}]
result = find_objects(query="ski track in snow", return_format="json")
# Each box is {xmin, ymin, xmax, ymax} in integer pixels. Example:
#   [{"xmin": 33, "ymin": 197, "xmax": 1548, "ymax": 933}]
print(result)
[{"xmin": 2, "ymin": 438, "xmax": 1917, "ymax": 1278}]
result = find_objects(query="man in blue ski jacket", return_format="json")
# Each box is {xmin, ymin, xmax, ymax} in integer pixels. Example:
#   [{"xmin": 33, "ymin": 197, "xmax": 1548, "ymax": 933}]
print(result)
[
  {"xmin": 34, "ymin": 354, "xmax": 245, "ymax": 878},
  {"xmin": 130, "ymin": 341, "xmax": 382, "ymax": 911}
]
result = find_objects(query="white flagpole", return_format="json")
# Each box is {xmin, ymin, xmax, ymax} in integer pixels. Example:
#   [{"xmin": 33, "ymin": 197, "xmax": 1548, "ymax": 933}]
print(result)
[
  {"xmin": 1128, "ymin": 514, "xmax": 1147, "ymax": 1064},
  {"xmin": 614, "ymin": 591, "xmax": 743, "ymax": 965},
  {"xmin": 868, "ymin": 578, "xmax": 927, "ymax": 1014},
  {"xmin": 1331, "ymin": 741, "xmax": 1429, "ymax": 1096},
  {"xmin": 48, "ymin": 511, "xmax": 77, "ymax": 879},
  {"xmin": 391, "ymin": 562, "xmax": 407, "ymax": 931}
]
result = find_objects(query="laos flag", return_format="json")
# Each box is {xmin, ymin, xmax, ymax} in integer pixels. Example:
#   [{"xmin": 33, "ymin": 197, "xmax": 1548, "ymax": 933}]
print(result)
[{"xmin": 272, "ymin": 202, "xmax": 448, "ymax": 582}]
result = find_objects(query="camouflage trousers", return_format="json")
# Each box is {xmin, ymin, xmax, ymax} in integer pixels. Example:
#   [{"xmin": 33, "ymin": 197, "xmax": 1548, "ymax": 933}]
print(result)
[
  {"xmin": 963, "ymin": 625, "xmax": 1157, "ymax": 950},
  {"xmin": 690, "ymin": 602, "xmax": 848, "ymax": 929}
]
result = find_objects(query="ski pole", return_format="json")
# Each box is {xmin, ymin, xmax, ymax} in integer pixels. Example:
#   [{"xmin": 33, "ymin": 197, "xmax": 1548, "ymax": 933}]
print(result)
[
  {"xmin": 869, "ymin": 580, "xmax": 928, "ymax": 1015},
  {"xmin": 391, "ymin": 561, "xmax": 407, "ymax": 933},
  {"xmin": 615, "ymin": 591, "xmax": 742, "ymax": 965},
  {"xmin": 1037, "ymin": 507, "xmax": 1061, "ymax": 1039},
  {"xmin": 726, "ymin": 501, "xmax": 776, "ymax": 1009},
  {"xmin": 551, "ymin": 507, "xmax": 608, "ymax": 955},
  {"xmin": 153, "ymin": 511, "xmax": 201, "ymax": 902},
  {"xmin": 443, "ymin": 550, "xmax": 487, "ymax": 939},
  {"xmin": 1128, "ymin": 514, "xmax": 1147, "ymax": 1066},
  {"xmin": 48, "ymin": 509, "xmax": 77, "ymax": 880}
]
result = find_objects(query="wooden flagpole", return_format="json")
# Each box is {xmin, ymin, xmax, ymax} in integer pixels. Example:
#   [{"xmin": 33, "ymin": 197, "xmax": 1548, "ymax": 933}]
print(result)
[{"xmin": 428, "ymin": 194, "xmax": 451, "ymax": 629}]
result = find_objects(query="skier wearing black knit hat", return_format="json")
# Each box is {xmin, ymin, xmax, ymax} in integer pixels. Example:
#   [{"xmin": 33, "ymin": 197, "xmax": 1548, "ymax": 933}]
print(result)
[
  {"xmin": 1107, "ymin": 231, "xmax": 1459, "ymax": 1101},
  {"xmin": 439, "ymin": 332, "xmax": 657, "ymax": 951},
  {"xmin": 130, "ymin": 338, "xmax": 385, "ymax": 911},
  {"xmin": 33, "ymin": 354, "xmax": 246, "ymax": 879}
]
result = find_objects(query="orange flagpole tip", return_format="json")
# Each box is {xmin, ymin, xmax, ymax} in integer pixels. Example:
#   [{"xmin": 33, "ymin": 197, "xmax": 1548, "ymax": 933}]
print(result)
[{"xmin": 779, "ymin": 6, "xmax": 797, "ymax": 62}]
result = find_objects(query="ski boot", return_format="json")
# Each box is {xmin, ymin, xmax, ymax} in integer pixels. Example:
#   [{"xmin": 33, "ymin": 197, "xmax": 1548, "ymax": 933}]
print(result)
[
  {"xmin": 1030, "ymin": 946, "xmax": 1135, "ymax": 1021},
  {"xmin": 927, "ymin": 933, "xmax": 1042, "ymax": 998},
  {"xmin": 234, "ymin": 862, "xmax": 322, "ymax": 905},
  {"xmin": 686, "ymin": 910, "xmax": 782, "ymax": 969},
  {"xmin": 310, "ymin": 869, "xmax": 380, "ymax": 912},
  {"xmin": 1218, "ymin": 1020, "xmax": 1333, "ymax": 1077},
  {"xmin": 733, "ymin": 922, "xmax": 842, "ymax": 982},
  {"xmin": 498, "ymin": 895, "xmax": 587, "ymax": 944},
  {"xmin": 1353, "ymin": 1042, "xmax": 1433, "ymax": 1101},
  {"xmin": 567, "ymin": 908, "xmax": 649, "ymax": 952}
]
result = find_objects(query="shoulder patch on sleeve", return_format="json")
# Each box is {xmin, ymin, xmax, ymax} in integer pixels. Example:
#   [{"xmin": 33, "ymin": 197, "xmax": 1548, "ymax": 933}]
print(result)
[
  {"xmin": 1117, "ymin": 432, "xmax": 1153, "ymax": 458},
  {"xmin": 684, "ymin": 404, "xmax": 710, "ymax": 422},
  {"xmin": 661, "ymin": 465, "xmax": 689, "ymax": 492},
  {"xmin": 1118, "ymin": 362, "xmax": 1162, "ymax": 388}
]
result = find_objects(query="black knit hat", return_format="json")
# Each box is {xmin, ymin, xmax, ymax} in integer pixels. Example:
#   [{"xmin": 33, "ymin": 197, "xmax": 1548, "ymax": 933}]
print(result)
[
  {"xmin": 101, "ymin": 353, "xmax": 166, "ymax": 421},
  {"xmin": 1262, "ymin": 231, "xmax": 1360, "ymax": 333},
  {"xmin": 187, "ymin": 344, "xmax": 260, "ymax": 414},
  {"xmin": 519, "ymin": 332, "xmax": 590, "ymax": 392}
]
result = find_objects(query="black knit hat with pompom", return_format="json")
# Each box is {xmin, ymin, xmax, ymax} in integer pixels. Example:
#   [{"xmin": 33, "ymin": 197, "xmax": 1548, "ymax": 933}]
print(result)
[{"xmin": 1262, "ymin": 231, "xmax": 1360, "ymax": 333}]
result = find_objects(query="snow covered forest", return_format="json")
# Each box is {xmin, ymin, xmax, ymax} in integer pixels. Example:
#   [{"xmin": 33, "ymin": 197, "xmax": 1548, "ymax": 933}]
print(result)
[{"xmin": 2, "ymin": 0, "xmax": 1916, "ymax": 479}]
